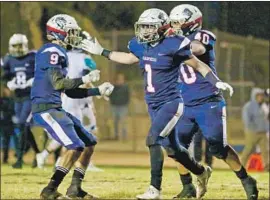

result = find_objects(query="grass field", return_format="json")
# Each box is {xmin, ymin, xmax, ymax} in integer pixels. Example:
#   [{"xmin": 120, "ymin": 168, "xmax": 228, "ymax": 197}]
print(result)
[{"xmin": 1, "ymin": 164, "xmax": 269, "ymax": 199}]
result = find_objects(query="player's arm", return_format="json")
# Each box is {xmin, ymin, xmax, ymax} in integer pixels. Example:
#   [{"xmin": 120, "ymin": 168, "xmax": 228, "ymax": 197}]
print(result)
[
  {"xmin": 175, "ymin": 37, "xmax": 233, "ymax": 96},
  {"xmin": 47, "ymin": 67, "xmax": 84, "ymax": 90},
  {"xmin": 65, "ymin": 82, "xmax": 114, "ymax": 99},
  {"xmin": 184, "ymin": 56, "xmax": 233, "ymax": 96},
  {"xmin": 47, "ymin": 67, "xmax": 100, "ymax": 90},
  {"xmin": 190, "ymin": 40, "xmax": 206, "ymax": 56},
  {"xmin": 81, "ymin": 38, "xmax": 139, "ymax": 65}
]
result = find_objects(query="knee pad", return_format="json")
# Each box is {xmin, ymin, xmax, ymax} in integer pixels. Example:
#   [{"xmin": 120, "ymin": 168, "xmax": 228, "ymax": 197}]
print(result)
[{"xmin": 209, "ymin": 143, "xmax": 229, "ymax": 159}]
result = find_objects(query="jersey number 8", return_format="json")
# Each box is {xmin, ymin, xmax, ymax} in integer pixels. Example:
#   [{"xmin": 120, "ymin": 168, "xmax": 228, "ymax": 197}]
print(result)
[{"xmin": 16, "ymin": 71, "xmax": 27, "ymax": 87}]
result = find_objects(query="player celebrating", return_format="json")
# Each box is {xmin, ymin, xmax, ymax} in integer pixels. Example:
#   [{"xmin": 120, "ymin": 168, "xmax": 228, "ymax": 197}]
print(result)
[
  {"xmin": 2, "ymin": 33, "xmax": 40, "ymax": 168},
  {"xmin": 31, "ymin": 14, "xmax": 114, "ymax": 199},
  {"xmin": 82, "ymin": 8, "xmax": 233, "ymax": 199},
  {"xmin": 168, "ymin": 4, "xmax": 258, "ymax": 200}
]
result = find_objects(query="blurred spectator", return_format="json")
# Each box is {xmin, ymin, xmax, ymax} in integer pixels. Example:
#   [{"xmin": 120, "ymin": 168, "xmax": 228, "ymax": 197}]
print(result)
[
  {"xmin": 0, "ymin": 85, "xmax": 15, "ymax": 164},
  {"xmin": 193, "ymin": 130, "xmax": 213, "ymax": 167},
  {"xmin": 241, "ymin": 88, "xmax": 269, "ymax": 170},
  {"xmin": 110, "ymin": 73, "xmax": 130, "ymax": 140}
]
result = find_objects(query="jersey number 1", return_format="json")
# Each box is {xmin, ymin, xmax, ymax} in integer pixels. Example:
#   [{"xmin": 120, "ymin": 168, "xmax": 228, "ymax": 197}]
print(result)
[{"xmin": 145, "ymin": 64, "xmax": 155, "ymax": 93}]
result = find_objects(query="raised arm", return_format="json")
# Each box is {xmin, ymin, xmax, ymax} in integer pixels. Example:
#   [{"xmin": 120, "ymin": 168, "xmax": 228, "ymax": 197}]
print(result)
[{"xmin": 81, "ymin": 38, "xmax": 139, "ymax": 65}]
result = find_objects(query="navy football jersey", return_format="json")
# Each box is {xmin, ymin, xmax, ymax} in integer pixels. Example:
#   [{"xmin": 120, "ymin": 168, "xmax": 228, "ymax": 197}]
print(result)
[
  {"xmin": 178, "ymin": 30, "xmax": 223, "ymax": 106},
  {"xmin": 2, "ymin": 51, "xmax": 36, "ymax": 98},
  {"xmin": 128, "ymin": 36, "xmax": 192, "ymax": 108},
  {"xmin": 31, "ymin": 43, "xmax": 68, "ymax": 106}
]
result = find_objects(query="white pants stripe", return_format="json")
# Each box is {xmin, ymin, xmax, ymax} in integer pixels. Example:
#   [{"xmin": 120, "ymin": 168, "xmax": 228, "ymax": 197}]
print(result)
[
  {"xmin": 40, "ymin": 113, "xmax": 73, "ymax": 146},
  {"xmin": 160, "ymin": 103, "xmax": 184, "ymax": 138}
]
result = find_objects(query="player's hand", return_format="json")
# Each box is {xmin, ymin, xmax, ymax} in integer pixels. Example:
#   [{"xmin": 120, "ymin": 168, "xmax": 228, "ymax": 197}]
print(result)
[
  {"xmin": 98, "ymin": 82, "xmax": 114, "ymax": 96},
  {"xmin": 216, "ymin": 82, "xmax": 234, "ymax": 97},
  {"xmin": 7, "ymin": 78, "xmax": 18, "ymax": 91},
  {"xmin": 82, "ymin": 70, "xmax": 100, "ymax": 83},
  {"xmin": 81, "ymin": 38, "xmax": 104, "ymax": 55}
]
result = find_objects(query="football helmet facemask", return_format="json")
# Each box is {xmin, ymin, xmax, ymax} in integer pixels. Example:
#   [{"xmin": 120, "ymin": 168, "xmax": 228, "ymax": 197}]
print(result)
[
  {"xmin": 9, "ymin": 34, "xmax": 29, "ymax": 57},
  {"xmin": 46, "ymin": 14, "xmax": 82, "ymax": 49},
  {"xmin": 135, "ymin": 8, "xmax": 170, "ymax": 44},
  {"xmin": 169, "ymin": 4, "xmax": 202, "ymax": 36}
]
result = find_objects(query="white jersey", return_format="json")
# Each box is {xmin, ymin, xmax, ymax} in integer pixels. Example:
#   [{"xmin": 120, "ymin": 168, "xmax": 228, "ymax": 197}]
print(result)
[
  {"xmin": 62, "ymin": 50, "xmax": 97, "ymax": 130},
  {"xmin": 66, "ymin": 50, "xmax": 91, "ymax": 78}
]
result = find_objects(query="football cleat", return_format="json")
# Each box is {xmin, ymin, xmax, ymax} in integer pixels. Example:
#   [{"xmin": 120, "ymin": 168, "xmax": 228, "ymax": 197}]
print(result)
[
  {"xmin": 241, "ymin": 176, "xmax": 259, "ymax": 200},
  {"xmin": 36, "ymin": 152, "xmax": 46, "ymax": 169},
  {"xmin": 40, "ymin": 186, "xmax": 65, "ymax": 199},
  {"xmin": 66, "ymin": 185, "xmax": 98, "ymax": 199},
  {"xmin": 87, "ymin": 162, "xmax": 104, "ymax": 172},
  {"xmin": 12, "ymin": 160, "xmax": 22, "ymax": 169},
  {"xmin": 196, "ymin": 166, "xmax": 212, "ymax": 199},
  {"xmin": 136, "ymin": 185, "xmax": 161, "ymax": 199},
  {"xmin": 173, "ymin": 183, "xmax": 196, "ymax": 199}
]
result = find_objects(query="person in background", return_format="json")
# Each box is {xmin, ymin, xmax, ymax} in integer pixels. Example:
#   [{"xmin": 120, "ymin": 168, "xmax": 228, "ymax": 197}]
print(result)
[
  {"xmin": 2, "ymin": 33, "xmax": 40, "ymax": 168},
  {"xmin": 109, "ymin": 73, "xmax": 130, "ymax": 141},
  {"xmin": 0, "ymin": 84, "xmax": 15, "ymax": 164},
  {"xmin": 242, "ymin": 88, "xmax": 269, "ymax": 171}
]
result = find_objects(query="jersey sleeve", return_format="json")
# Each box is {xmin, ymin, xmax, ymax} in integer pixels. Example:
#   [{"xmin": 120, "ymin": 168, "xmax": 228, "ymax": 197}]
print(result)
[
  {"xmin": 194, "ymin": 30, "xmax": 216, "ymax": 51},
  {"xmin": 127, "ymin": 37, "xmax": 144, "ymax": 59},
  {"xmin": 173, "ymin": 37, "xmax": 193, "ymax": 61},
  {"xmin": 40, "ymin": 46, "xmax": 67, "ymax": 70}
]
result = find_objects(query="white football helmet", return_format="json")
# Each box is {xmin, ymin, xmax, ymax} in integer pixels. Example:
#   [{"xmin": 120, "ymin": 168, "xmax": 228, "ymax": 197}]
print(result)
[
  {"xmin": 9, "ymin": 34, "xmax": 29, "ymax": 57},
  {"xmin": 170, "ymin": 4, "xmax": 202, "ymax": 36},
  {"xmin": 135, "ymin": 8, "xmax": 170, "ymax": 44},
  {"xmin": 46, "ymin": 14, "xmax": 82, "ymax": 49}
]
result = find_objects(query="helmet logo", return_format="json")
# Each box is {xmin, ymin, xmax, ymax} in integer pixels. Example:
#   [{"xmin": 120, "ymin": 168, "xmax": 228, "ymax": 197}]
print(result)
[
  {"xmin": 55, "ymin": 17, "xmax": 67, "ymax": 29},
  {"xmin": 183, "ymin": 8, "xmax": 193, "ymax": 21}
]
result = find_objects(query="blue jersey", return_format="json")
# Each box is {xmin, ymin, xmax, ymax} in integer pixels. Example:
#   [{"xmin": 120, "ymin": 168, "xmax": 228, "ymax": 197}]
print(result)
[
  {"xmin": 31, "ymin": 43, "xmax": 68, "ymax": 106},
  {"xmin": 178, "ymin": 30, "xmax": 223, "ymax": 106},
  {"xmin": 2, "ymin": 51, "xmax": 36, "ymax": 98},
  {"xmin": 128, "ymin": 36, "xmax": 192, "ymax": 108}
]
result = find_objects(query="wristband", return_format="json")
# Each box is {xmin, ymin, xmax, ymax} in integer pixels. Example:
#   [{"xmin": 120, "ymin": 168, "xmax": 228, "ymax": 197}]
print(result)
[
  {"xmin": 205, "ymin": 71, "xmax": 220, "ymax": 86},
  {"xmin": 101, "ymin": 49, "xmax": 112, "ymax": 59}
]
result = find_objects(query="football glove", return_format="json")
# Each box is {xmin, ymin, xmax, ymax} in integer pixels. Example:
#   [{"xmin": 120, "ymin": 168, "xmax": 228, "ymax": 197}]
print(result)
[
  {"xmin": 81, "ymin": 31, "xmax": 92, "ymax": 40},
  {"xmin": 81, "ymin": 38, "xmax": 104, "ymax": 55},
  {"xmin": 98, "ymin": 82, "xmax": 114, "ymax": 97},
  {"xmin": 82, "ymin": 69, "xmax": 100, "ymax": 83},
  {"xmin": 216, "ymin": 82, "xmax": 234, "ymax": 97},
  {"xmin": 7, "ymin": 78, "xmax": 18, "ymax": 91}
]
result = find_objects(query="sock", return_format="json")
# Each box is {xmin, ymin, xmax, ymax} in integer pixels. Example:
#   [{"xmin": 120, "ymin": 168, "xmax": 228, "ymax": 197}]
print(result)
[
  {"xmin": 149, "ymin": 145, "xmax": 164, "ymax": 190},
  {"xmin": 180, "ymin": 173, "xmax": 193, "ymax": 185},
  {"xmin": 47, "ymin": 166, "xmax": 69, "ymax": 189},
  {"xmin": 71, "ymin": 167, "xmax": 86, "ymax": 187},
  {"xmin": 173, "ymin": 148, "xmax": 205, "ymax": 175},
  {"xmin": 235, "ymin": 166, "xmax": 248, "ymax": 180}
]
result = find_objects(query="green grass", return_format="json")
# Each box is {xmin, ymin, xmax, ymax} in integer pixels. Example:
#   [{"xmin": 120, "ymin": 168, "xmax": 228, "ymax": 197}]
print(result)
[{"xmin": 1, "ymin": 164, "xmax": 269, "ymax": 199}]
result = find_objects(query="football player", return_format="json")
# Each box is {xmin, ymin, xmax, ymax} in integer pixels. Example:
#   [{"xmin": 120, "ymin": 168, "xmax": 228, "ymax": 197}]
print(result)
[
  {"xmin": 36, "ymin": 32, "xmax": 101, "ymax": 172},
  {"xmin": 82, "ymin": 8, "xmax": 233, "ymax": 199},
  {"xmin": 168, "ymin": 4, "xmax": 258, "ymax": 200},
  {"xmin": 2, "ymin": 33, "xmax": 40, "ymax": 168},
  {"xmin": 31, "ymin": 14, "xmax": 114, "ymax": 199}
]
